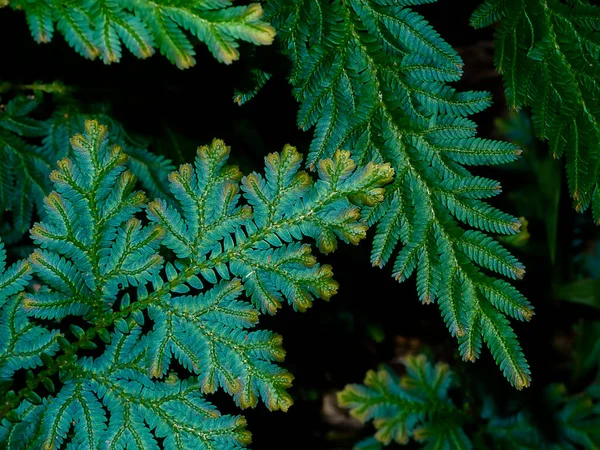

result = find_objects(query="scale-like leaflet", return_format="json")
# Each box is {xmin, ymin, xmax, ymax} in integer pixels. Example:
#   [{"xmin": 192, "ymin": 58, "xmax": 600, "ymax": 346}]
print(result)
[
  {"xmin": 0, "ymin": 120, "xmax": 392, "ymax": 447},
  {"xmin": 267, "ymin": 0, "xmax": 533, "ymax": 388}
]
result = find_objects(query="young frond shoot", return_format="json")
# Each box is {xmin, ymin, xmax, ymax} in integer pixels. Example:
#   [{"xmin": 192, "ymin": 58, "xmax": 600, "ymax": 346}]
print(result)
[
  {"xmin": 267, "ymin": 0, "xmax": 533, "ymax": 388},
  {"xmin": 6, "ymin": 0, "xmax": 275, "ymax": 68},
  {"xmin": 471, "ymin": 0, "xmax": 600, "ymax": 220},
  {"xmin": 0, "ymin": 120, "xmax": 392, "ymax": 447}
]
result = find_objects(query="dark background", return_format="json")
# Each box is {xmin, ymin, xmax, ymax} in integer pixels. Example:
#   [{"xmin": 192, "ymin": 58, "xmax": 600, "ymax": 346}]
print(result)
[{"xmin": 1, "ymin": 1, "xmax": 599, "ymax": 447}]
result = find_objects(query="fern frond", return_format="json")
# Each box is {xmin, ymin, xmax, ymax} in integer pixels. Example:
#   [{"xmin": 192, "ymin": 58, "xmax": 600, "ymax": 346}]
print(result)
[
  {"xmin": 9, "ymin": 0, "xmax": 275, "ymax": 68},
  {"xmin": 340, "ymin": 354, "xmax": 600, "ymax": 449},
  {"xmin": 145, "ymin": 139, "xmax": 393, "ymax": 408},
  {"xmin": 267, "ymin": 0, "xmax": 532, "ymax": 388},
  {"xmin": 338, "ymin": 355, "xmax": 470, "ymax": 449},
  {"xmin": 471, "ymin": 0, "xmax": 600, "ymax": 219},
  {"xmin": 0, "ymin": 330, "xmax": 251, "ymax": 449},
  {"xmin": 0, "ymin": 96, "xmax": 175, "ymax": 241},
  {"xmin": 0, "ymin": 119, "xmax": 391, "ymax": 446},
  {"xmin": 233, "ymin": 69, "xmax": 272, "ymax": 105},
  {"xmin": 42, "ymin": 108, "xmax": 176, "ymax": 201}
]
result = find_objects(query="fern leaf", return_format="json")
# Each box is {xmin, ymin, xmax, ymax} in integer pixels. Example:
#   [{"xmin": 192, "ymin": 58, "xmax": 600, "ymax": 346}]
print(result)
[
  {"xmin": 267, "ymin": 0, "xmax": 533, "ymax": 388},
  {"xmin": 471, "ymin": 0, "xmax": 600, "ymax": 219},
  {"xmin": 487, "ymin": 383, "xmax": 600, "ymax": 449},
  {"xmin": 341, "ymin": 354, "xmax": 600, "ymax": 449},
  {"xmin": 146, "ymin": 139, "xmax": 393, "ymax": 408},
  {"xmin": 10, "ymin": 0, "xmax": 275, "ymax": 67},
  {"xmin": 0, "ymin": 97, "xmax": 175, "ymax": 241},
  {"xmin": 233, "ymin": 69, "xmax": 272, "ymax": 105},
  {"xmin": 338, "ymin": 355, "xmax": 471, "ymax": 449},
  {"xmin": 0, "ymin": 120, "xmax": 391, "ymax": 445},
  {"xmin": 0, "ymin": 330, "xmax": 251, "ymax": 449}
]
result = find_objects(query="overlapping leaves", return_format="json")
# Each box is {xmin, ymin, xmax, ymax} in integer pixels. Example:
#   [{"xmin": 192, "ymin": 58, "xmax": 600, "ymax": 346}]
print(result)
[
  {"xmin": 267, "ymin": 0, "xmax": 532, "ymax": 388},
  {"xmin": 0, "ymin": 95, "xmax": 174, "ymax": 242},
  {"xmin": 7, "ymin": 0, "xmax": 275, "ymax": 67},
  {"xmin": 0, "ymin": 119, "xmax": 392, "ymax": 447}
]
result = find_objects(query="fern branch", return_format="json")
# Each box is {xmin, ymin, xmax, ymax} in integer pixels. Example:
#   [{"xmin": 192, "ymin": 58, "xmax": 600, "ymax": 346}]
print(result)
[
  {"xmin": 0, "ymin": 120, "xmax": 392, "ymax": 447},
  {"xmin": 9, "ymin": 0, "xmax": 275, "ymax": 67},
  {"xmin": 471, "ymin": 0, "xmax": 600, "ymax": 219},
  {"xmin": 267, "ymin": 0, "xmax": 532, "ymax": 388}
]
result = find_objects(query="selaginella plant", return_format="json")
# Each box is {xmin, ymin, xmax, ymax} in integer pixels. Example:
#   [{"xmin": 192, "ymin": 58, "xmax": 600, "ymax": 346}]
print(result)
[
  {"xmin": 5, "ymin": 0, "xmax": 536, "ymax": 389},
  {"xmin": 0, "ymin": 119, "xmax": 393, "ymax": 447},
  {"xmin": 6, "ymin": 0, "xmax": 599, "ymax": 412},
  {"xmin": 339, "ymin": 354, "xmax": 600, "ymax": 449}
]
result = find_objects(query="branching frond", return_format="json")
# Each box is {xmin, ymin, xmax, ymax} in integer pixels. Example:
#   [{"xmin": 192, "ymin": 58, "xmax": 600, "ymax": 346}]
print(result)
[
  {"xmin": 0, "ymin": 119, "xmax": 392, "ymax": 447},
  {"xmin": 0, "ymin": 95, "xmax": 51, "ymax": 238},
  {"xmin": 338, "ymin": 355, "xmax": 470, "ymax": 449},
  {"xmin": 267, "ymin": 0, "xmax": 532, "ymax": 388},
  {"xmin": 340, "ymin": 354, "xmax": 600, "ymax": 449},
  {"xmin": 9, "ymin": 0, "xmax": 275, "ymax": 68},
  {"xmin": 0, "ymin": 96, "xmax": 175, "ymax": 242}
]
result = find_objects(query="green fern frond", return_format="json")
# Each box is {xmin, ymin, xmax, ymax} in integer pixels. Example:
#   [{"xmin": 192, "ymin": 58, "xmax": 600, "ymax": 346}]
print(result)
[
  {"xmin": 0, "ymin": 238, "xmax": 53, "ymax": 385},
  {"xmin": 0, "ymin": 329, "xmax": 252, "ymax": 449},
  {"xmin": 338, "ymin": 355, "xmax": 470, "ymax": 449},
  {"xmin": 471, "ymin": 0, "xmax": 600, "ymax": 220},
  {"xmin": 0, "ymin": 119, "xmax": 391, "ymax": 446},
  {"xmin": 340, "ymin": 354, "xmax": 600, "ymax": 449},
  {"xmin": 9, "ymin": 0, "xmax": 275, "ymax": 68},
  {"xmin": 42, "ymin": 107, "xmax": 176, "ymax": 201},
  {"xmin": 267, "ymin": 0, "xmax": 532, "ymax": 388}
]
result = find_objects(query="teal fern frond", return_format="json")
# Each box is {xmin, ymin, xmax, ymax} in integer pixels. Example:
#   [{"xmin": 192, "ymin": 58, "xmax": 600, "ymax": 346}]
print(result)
[
  {"xmin": 1, "ymin": 329, "xmax": 252, "ymax": 449},
  {"xmin": 338, "ymin": 355, "xmax": 470, "ymax": 449},
  {"xmin": 471, "ymin": 0, "xmax": 600, "ymax": 220},
  {"xmin": 340, "ymin": 355, "xmax": 600, "ymax": 449},
  {"xmin": 7, "ymin": 0, "xmax": 275, "ymax": 68},
  {"xmin": 0, "ymin": 239, "xmax": 54, "ymax": 386},
  {"xmin": 0, "ymin": 119, "xmax": 392, "ymax": 447},
  {"xmin": 42, "ymin": 106, "xmax": 176, "ymax": 201},
  {"xmin": 0, "ymin": 95, "xmax": 175, "ymax": 242},
  {"xmin": 266, "ymin": 0, "xmax": 533, "ymax": 388}
]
